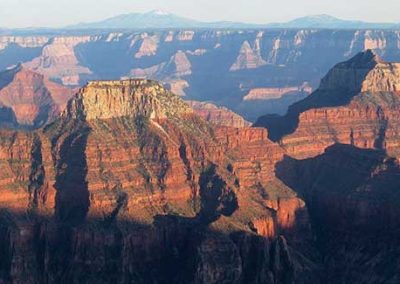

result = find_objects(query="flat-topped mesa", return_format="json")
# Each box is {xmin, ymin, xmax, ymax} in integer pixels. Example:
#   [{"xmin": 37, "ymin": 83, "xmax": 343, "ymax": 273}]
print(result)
[{"xmin": 65, "ymin": 79, "xmax": 193, "ymax": 121}]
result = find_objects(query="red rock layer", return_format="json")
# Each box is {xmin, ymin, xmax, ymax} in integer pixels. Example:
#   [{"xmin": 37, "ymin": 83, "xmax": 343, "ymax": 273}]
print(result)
[
  {"xmin": 0, "ymin": 79, "xmax": 318, "ymax": 283},
  {"xmin": 187, "ymin": 101, "xmax": 251, "ymax": 128},
  {"xmin": 257, "ymin": 50, "xmax": 400, "ymax": 160},
  {"xmin": 0, "ymin": 65, "xmax": 74, "ymax": 129},
  {"xmin": 243, "ymin": 83, "xmax": 312, "ymax": 101}
]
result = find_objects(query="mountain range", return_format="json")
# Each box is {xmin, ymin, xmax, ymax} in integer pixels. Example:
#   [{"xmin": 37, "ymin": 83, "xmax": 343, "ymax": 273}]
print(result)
[{"xmin": 65, "ymin": 10, "xmax": 400, "ymax": 30}]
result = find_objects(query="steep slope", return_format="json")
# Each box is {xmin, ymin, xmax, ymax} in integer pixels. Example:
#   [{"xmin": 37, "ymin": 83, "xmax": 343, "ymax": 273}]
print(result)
[
  {"xmin": 256, "ymin": 50, "xmax": 400, "ymax": 159},
  {"xmin": 0, "ymin": 64, "xmax": 74, "ymax": 129},
  {"xmin": 0, "ymin": 79, "xmax": 318, "ymax": 283},
  {"xmin": 130, "ymin": 50, "xmax": 192, "ymax": 78},
  {"xmin": 276, "ymin": 144, "xmax": 400, "ymax": 283},
  {"xmin": 187, "ymin": 101, "xmax": 251, "ymax": 128},
  {"xmin": 24, "ymin": 36, "xmax": 93, "ymax": 85}
]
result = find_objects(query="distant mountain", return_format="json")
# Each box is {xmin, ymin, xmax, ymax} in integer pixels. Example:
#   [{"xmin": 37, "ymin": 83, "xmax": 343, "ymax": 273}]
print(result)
[
  {"xmin": 68, "ymin": 10, "xmax": 202, "ymax": 29},
  {"xmin": 266, "ymin": 14, "xmax": 399, "ymax": 29},
  {"xmin": 66, "ymin": 11, "xmax": 399, "ymax": 30}
]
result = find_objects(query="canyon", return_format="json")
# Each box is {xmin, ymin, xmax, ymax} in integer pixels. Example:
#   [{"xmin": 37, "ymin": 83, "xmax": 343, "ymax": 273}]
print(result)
[
  {"xmin": 255, "ymin": 50, "xmax": 400, "ymax": 159},
  {"xmin": 0, "ymin": 79, "xmax": 318, "ymax": 283},
  {"xmin": 0, "ymin": 35, "xmax": 400, "ymax": 282},
  {"xmin": 0, "ymin": 64, "xmax": 74, "ymax": 129},
  {"xmin": 2, "ymin": 29, "xmax": 400, "ymax": 120}
]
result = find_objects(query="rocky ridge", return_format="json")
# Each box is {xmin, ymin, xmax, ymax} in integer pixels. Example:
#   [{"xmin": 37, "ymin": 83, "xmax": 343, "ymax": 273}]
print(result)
[
  {"xmin": 4, "ymin": 29, "xmax": 400, "ymax": 120},
  {"xmin": 0, "ymin": 64, "xmax": 74, "ymax": 129},
  {"xmin": 0, "ymin": 79, "xmax": 317, "ymax": 283},
  {"xmin": 255, "ymin": 50, "xmax": 400, "ymax": 159},
  {"xmin": 187, "ymin": 101, "xmax": 251, "ymax": 128}
]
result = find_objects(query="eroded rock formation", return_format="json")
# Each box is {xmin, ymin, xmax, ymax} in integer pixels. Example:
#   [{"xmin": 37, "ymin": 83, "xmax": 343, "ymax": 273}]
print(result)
[
  {"xmin": 0, "ymin": 79, "xmax": 317, "ymax": 283},
  {"xmin": 276, "ymin": 144, "xmax": 400, "ymax": 283},
  {"xmin": 255, "ymin": 50, "xmax": 400, "ymax": 159},
  {"xmin": 187, "ymin": 101, "xmax": 251, "ymax": 128},
  {"xmin": 0, "ymin": 64, "xmax": 74, "ymax": 129},
  {"xmin": 4, "ymin": 29, "xmax": 400, "ymax": 120}
]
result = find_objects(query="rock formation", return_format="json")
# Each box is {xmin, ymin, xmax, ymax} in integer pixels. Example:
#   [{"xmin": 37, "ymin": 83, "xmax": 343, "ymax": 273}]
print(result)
[
  {"xmin": 24, "ymin": 36, "xmax": 94, "ymax": 85},
  {"xmin": 255, "ymin": 50, "xmax": 400, "ymax": 159},
  {"xmin": 0, "ymin": 64, "xmax": 74, "ymax": 129},
  {"xmin": 131, "ymin": 50, "xmax": 192, "ymax": 79},
  {"xmin": 276, "ymin": 144, "xmax": 400, "ymax": 283},
  {"xmin": 134, "ymin": 35, "xmax": 159, "ymax": 58},
  {"xmin": 187, "ymin": 101, "xmax": 251, "ymax": 128},
  {"xmin": 230, "ymin": 40, "xmax": 267, "ymax": 71},
  {"xmin": 4, "ymin": 29, "xmax": 400, "ymax": 120},
  {"xmin": 0, "ymin": 79, "xmax": 317, "ymax": 283},
  {"xmin": 243, "ymin": 83, "xmax": 312, "ymax": 101}
]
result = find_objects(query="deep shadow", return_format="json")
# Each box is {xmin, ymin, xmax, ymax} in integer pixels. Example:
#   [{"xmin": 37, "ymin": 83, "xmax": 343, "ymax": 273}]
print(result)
[
  {"xmin": 197, "ymin": 164, "xmax": 238, "ymax": 224},
  {"xmin": 51, "ymin": 120, "xmax": 91, "ymax": 226},
  {"xmin": 275, "ymin": 144, "xmax": 400, "ymax": 283}
]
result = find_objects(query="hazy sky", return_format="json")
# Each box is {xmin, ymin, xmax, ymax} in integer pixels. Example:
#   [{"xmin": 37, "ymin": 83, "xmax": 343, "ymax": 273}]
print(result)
[{"xmin": 1, "ymin": 0, "xmax": 399, "ymax": 28}]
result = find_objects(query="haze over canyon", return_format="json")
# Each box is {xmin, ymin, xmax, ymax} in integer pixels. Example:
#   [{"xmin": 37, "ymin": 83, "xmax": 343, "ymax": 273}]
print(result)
[{"xmin": 0, "ymin": 7, "xmax": 400, "ymax": 284}]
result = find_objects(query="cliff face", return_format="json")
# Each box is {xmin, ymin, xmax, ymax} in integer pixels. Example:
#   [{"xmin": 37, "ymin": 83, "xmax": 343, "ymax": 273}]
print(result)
[
  {"xmin": 3, "ymin": 29, "xmax": 400, "ymax": 120},
  {"xmin": 0, "ymin": 65, "xmax": 74, "ymax": 129},
  {"xmin": 187, "ymin": 101, "xmax": 251, "ymax": 128},
  {"xmin": 24, "ymin": 37, "xmax": 94, "ymax": 85},
  {"xmin": 276, "ymin": 144, "xmax": 400, "ymax": 283},
  {"xmin": 256, "ymin": 50, "xmax": 400, "ymax": 159},
  {"xmin": 0, "ymin": 79, "xmax": 317, "ymax": 283}
]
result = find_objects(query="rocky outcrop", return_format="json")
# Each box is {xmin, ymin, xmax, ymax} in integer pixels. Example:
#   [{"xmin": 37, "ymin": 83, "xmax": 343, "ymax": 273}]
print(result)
[
  {"xmin": 0, "ymin": 78, "xmax": 319, "ymax": 283},
  {"xmin": 255, "ymin": 50, "xmax": 400, "ymax": 159},
  {"xmin": 243, "ymin": 83, "xmax": 312, "ymax": 101},
  {"xmin": 165, "ymin": 79, "xmax": 189, "ymax": 96},
  {"xmin": 134, "ymin": 35, "xmax": 159, "ymax": 58},
  {"xmin": 230, "ymin": 41, "xmax": 267, "ymax": 71},
  {"xmin": 131, "ymin": 51, "xmax": 192, "ymax": 79},
  {"xmin": 24, "ymin": 36, "xmax": 94, "ymax": 85},
  {"xmin": 5, "ymin": 29, "xmax": 400, "ymax": 120},
  {"xmin": 0, "ymin": 65, "xmax": 74, "ymax": 129},
  {"xmin": 187, "ymin": 101, "xmax": 251, "ymax": 128},
  {"xmin": 0, "ymin": 36, "xmax": 48, "ymax": 51}
]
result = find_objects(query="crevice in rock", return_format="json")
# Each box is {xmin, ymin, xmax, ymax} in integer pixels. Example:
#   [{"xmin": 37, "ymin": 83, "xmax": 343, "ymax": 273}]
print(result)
[
  {"xmin": 52, "ymin": 122, "xmax": 91, "ymax": 226},
  {"xmin": 28, "ymin": 133, "xmax": 46, "ymax": 210}
]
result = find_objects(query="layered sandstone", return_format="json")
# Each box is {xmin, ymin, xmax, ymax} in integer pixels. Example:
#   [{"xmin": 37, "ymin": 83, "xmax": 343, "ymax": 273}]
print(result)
[
  {"xmin": 256, "ymin": 50, "xmax": 400, "ymax": 159},
  {"xmin": 24, "ymin": 36, "xmax": 94, "ymax": 85},
  {"xmin": 187, "ymin": 101, "xmax": 251, "ymax": 128},
  {"xmin": 131, "ymin": 51, "xmax": 192, "ymax": 79},
  {"xmin": 230, "ymin": 41, "xmax": 267, "ymax": 71},
  {"xmin": 243, "ymin": 83, "xmax": 312, "ymax": 101},
  {"xmin": 0, "ymin": 65, "xmax": 74, "ymax": 128},
  {"xmin": 134, "ymin": 35, "xmax": 159, "ymax": 58},
  {"xmin": 0, "ymin": 36, "xmax": 48, "ymax": 50},
  {"xmin": 6, "ymin": 29, "xmax": 400, "ymax": 121},
  {"xmin": 0, "ymin": 79, "xmax": 318, "ymax": 283}
]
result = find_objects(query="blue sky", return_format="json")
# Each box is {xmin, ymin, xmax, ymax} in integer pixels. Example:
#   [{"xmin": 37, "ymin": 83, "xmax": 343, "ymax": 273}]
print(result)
[{"xmin": 0, "ymin": 0, "xmax": 399, "ymax": 28}]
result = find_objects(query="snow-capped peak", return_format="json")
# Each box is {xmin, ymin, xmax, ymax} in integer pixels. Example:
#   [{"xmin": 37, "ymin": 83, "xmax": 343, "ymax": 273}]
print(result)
[{"xmin": 150, "ymin": 9, "xmax": 170, "ymax": 16}]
